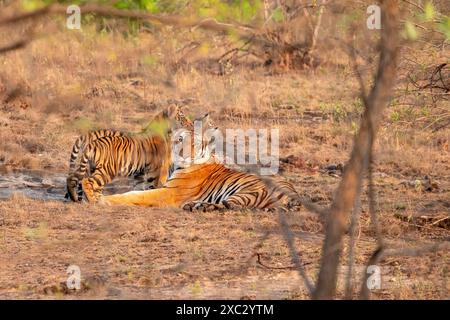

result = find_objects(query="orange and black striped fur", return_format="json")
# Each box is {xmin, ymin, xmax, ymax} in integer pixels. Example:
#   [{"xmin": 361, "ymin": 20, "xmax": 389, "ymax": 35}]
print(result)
[
  {"xmin": 66, "ymin": 105, "xmax": 193, "ymax": 202},
  {"xmin": 68, "ymin": 130, "xmax": 125, "ymax": 173},
  {"xmin": 101, "ymin": 123, "xmax": 300, "ymax": 211},
  {"xmin": 67, "ymin": 105, "xmax": 191, "ymax": 174},
  {"xmin": 101, "ymin": 162, "xmax": 299, "ymax": 211}
]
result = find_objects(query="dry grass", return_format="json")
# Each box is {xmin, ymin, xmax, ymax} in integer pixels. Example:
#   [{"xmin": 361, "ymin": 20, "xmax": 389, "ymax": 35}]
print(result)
[{"xmin": 0, "ymin": 10, "xmax": 449, "ymax": 299}]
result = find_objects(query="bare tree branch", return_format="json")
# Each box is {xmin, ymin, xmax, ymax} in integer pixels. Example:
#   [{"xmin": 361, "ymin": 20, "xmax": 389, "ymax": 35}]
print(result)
[
  {"xmin": 314, "ymin": 0, "xmax": 399, "ymax": 299},
  {"xmin": 309, "ymin": 1, "xmax": 326, "ymax": 55},
  {"xmin": 0, "ymin": 38, "xmax": 30, "ymax": 54},
  {"xmin": 358, "ymin": 245, "xmax": 385, "ymax": 300},
  {"xmin": 0, "ymin": 4, "xmax": 262, "ymax": 44},
  {"xmin": 349, "ymin": 34, "xmax": 369, "ymax": 105},
  {"xmin": 368, "ymin": 151, "xmax": 384, "ymax": 247},
  {"xmin": 0, "ymin": 3, "xmax": 319, "ymax": 69},
  {"xmin": 278, "ymin": 210, "xmax": 315, "ymax": 297},
  {"xmin": 0, "ymin": 5, "xmax": 52, "ymax": 25},
  {"xmin": 344, "ymin": 197, "xmax": 362, "ymax": 299}
]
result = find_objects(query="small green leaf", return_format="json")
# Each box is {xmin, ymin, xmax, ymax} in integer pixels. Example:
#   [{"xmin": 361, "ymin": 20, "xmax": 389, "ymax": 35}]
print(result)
[
  {"xmin": 142, "ymin": 0, "xmax": 160, "ymax": 13},
  {"xmin": 404, "ymin": 21, "xmax": 418, "ymax": 40},
  {"xmin": 438, "ymin": 16, "xmax": 450, "ymax": 40},
  {"xmin": 73, "ymin": 117, "xmax": 96, "ymax": 133},
  {"xmin": 272, "ymin": 7, "xmax": 284, "ymax": 22},
  {"xmin": 141, "ymin": 118, "xmax": 170, "ymax": 138},
  {"xmin": 240, "ymin": 0, "xmax": 254, "ymax": 23},
  {"xmin": 21, "ymin": 0, "xmax": 45, "ymax": 11},
  {"xmin": 141, "ymin": 54, "xmax": 159, "ymax": 67},
  {"xmin": 424, "ymin": 2, "xmax": 435, "ymax": 21},
  {"xmin": 114, "ymin": 0, "xmax": 131, "ymax": 10}
]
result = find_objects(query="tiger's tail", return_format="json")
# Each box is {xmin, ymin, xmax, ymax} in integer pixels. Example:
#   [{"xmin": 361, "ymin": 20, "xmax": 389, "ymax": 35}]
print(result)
[
  {"xmin": 67, "ymin": 145, "xmax": 95, "ymax": 202},
  {"xmin": 69, "ymin": 134, "xmax": 87, "ymax": 172}
]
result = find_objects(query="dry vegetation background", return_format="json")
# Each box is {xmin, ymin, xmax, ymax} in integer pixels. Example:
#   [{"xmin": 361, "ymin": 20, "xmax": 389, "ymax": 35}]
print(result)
[{"xmin": 0, "ymin": 0, "xmax": 449, "ymax": 299}]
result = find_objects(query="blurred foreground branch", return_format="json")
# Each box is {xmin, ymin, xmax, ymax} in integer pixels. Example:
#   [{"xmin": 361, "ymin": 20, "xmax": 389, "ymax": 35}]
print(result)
[
  {"xmin": 314, "ymin": 0, "xmax": 400, "ymax": 299},
  {"xmin": 0, "ymin": 38, "xmax": 31, "ymax": 54},
  {"xmin": 0, "ymin": 2, "xmax": 324, "ymax": 69}
]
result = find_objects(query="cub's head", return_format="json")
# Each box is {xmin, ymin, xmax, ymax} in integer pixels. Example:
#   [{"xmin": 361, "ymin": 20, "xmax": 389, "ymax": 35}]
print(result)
[{"xmin": 142, "ymin": 104, "xmax": 194, "ymax": 137}]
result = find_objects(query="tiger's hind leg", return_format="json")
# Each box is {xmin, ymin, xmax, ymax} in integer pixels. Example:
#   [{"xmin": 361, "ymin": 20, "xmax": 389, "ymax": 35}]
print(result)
[
  {"xmin": 222, "ymin": 194, "xmax": 277, "ymax": 211},
  {"xmin": 182, "ymin": 201, "xmax": 227, "ymax": 212},
  {"xmin": 81, "ymin": 174, "xmax": 107, "ymax": 203}
]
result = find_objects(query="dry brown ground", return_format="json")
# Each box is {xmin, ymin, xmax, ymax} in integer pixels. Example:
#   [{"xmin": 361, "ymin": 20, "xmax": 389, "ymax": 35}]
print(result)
[{"xmin": 0, "ymin": 21, "xmax": 449, "ymax": 299}]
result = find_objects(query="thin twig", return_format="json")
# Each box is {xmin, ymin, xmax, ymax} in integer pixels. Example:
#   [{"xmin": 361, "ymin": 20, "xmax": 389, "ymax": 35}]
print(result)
[
  {"xmin": 309, "ymin": 1, "xmax": 326, "ymax": 55},
  {"xmin": 349, "ymin": 33, "xmax": 369, "ymax": 105},
  {"xmin": 344, "ymin": 196, "xmax": 362, "ymax": 299},
  {"xmin": 0, "ymin": 38, "xmax": 31, "ymax": 54},
  {"xmin": 278, "ymin": 210, "xmax": 315, "ymax": 297},
  {"xmin": 256, "ymin": 253, "xmax": 312, "ymax": 270}
]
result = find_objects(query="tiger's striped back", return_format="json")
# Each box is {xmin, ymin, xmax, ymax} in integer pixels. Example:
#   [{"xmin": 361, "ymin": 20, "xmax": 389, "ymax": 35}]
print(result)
[
  {"xmin": 68, "ymin": 104, "xmax": 192, "ymax": 173},
  {"xmin": 67, "ymin": 132, "xmax": 171, "ymax": 202},
  {"xmin": 69, "ymin": 129, "xmax": 125, "ymax": 172},
  {"xmin": 170, "ymin": 163, "xmax": 297, "ymax": 210}
]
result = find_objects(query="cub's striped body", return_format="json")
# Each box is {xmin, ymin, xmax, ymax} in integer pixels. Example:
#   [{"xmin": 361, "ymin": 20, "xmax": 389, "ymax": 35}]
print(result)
[
  {"xmin": 69, "ymin": 130, "xmax": 125, "ymax": 173},
  {"xmin": 67, "ymin": 133, "xmax": 172, "ymax": 202},
  {"xmin": 68, "ymin": 104, "xmax": 191, "ymax": 174},
  {"xmin": 66, "ymin": 105, "xmax": 193, "ymax": 202}
]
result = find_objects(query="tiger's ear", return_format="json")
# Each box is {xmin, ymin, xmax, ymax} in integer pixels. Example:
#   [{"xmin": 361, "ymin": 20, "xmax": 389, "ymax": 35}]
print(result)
[
  {"xmin": 200, "ymin": 113, "xmax": 215, "ymax": 128},
  {"xmin": 202, "ymin": 113, "xmax": 216, "ymax": 128},
  {"xmin": 165, "ymin": 104, "xmax": 179, "ymax": 119}
]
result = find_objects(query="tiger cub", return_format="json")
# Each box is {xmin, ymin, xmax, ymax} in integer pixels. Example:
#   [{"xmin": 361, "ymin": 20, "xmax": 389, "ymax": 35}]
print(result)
[
  {"xmin": 68, "ymin": 105, "xmax": 191, "ymax": 173},
  {"xmin": 66, "ymin": 105, "xmax": 192, "ymax": 202}
]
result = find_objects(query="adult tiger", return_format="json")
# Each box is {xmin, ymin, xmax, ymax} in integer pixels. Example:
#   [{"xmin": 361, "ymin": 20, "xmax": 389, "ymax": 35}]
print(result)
[
  {"xmin": 66, "ymin": 105, "xmax": 193, "ymax": 202},
  {"xmin": 100, "ymin": 121, "xmax": 300, "ymax": 211}
]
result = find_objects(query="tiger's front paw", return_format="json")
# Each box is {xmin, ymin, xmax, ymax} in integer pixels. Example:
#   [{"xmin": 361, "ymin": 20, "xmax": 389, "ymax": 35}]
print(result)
[
  {"xmin": 97, "ymin": 196, "xmax": 109, "ymax": 205},
  {"xmin": 286, "ymin": 198, "xmax": 302, "ymax": 211},
  {"xmin": 182, "ymin": 201, "xmax": 226, "ymax": 212}
]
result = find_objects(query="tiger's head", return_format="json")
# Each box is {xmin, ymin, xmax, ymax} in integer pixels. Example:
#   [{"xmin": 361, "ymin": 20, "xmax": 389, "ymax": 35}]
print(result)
[
  {"xmin": 141, "ymin": 104, "xmax": 194, "ymax": 137},
  {"xmin": 172, "ymin": 113, "xmax": 219, "ymax": 169}
]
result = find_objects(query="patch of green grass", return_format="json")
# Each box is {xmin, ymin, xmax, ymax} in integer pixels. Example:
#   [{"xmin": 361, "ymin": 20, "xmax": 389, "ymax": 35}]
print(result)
[
  {"xmin": 389, "ymin": 105, "xmax": 429, "ymax": 124},
  {"xmin": 190, "ymin": 280, "xmax": 202, "ymax": 297},
  {"xmin": 22, "ymin": 222, "xmax": 48, "ymax": 241},
  {"xmin": 72, "ymin": 117, "xmax": 97, "ymax": 133},
  {"xmin": 319, "ymin": 98, "xmax": 364, "ymax": 123}
]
